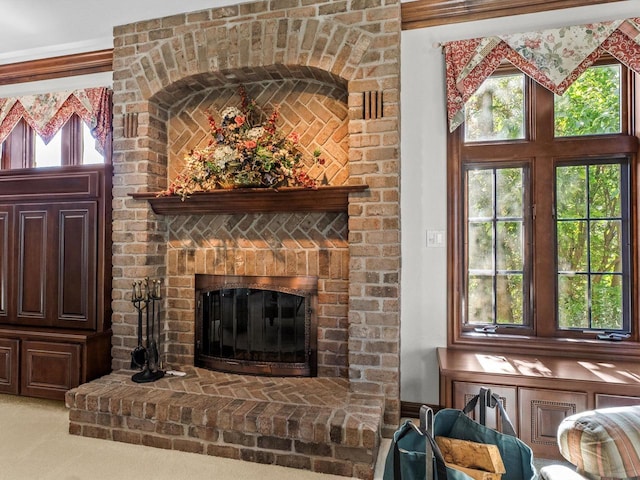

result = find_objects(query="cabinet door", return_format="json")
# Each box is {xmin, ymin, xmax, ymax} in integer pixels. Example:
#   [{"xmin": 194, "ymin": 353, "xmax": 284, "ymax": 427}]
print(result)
[
  {"xmin": 519, "ymin": 387, "xmax": 587, "ymax": 460},
  {"xmin": 55, "ymin": 203, "xmax": 97, "ymax": 330},
  {"xmin": 21, "ymin": 340, "xmax": 81, "ymax": 400},
  {"xmin": 0, "ymin": 337, "xmax": 18, "ymax": 394},
  {"xmin": 0, "ymin": 206, "xmax": 12, "ymax": 324},
  {"xmin": 452, "ymin": 381, "xmax": 518, "ymax": 434},
  {"xmin": 15, "ymin": 205, "xmax": 51, "ymax": 326},
  {"xmin": 14, "ymin": 202, "xmax": 97, "ymax": 329}
]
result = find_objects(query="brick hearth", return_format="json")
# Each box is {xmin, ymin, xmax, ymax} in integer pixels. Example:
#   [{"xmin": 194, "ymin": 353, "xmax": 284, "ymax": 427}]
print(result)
[{"xmin": 66, "ymin": 368, "xmax": 383, "ymax": 478}]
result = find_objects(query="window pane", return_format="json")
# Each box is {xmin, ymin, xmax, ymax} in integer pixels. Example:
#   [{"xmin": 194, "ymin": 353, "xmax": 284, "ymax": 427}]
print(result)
[
  {"xmin": 590, "ymin": 220, "xmax": 621, "ymax": 273},
  {"xmin": 554, "ymin": 64, "xmax": 621, "ymax": 137},
  {"xmin": 466, "ymin": 166, "xmax": 526, "ymax": 326},
  {"xmin": 592, "ymin": 274, "xmax": 623, "ymax": 330},
  {"xmin": 556, "ymin": 162, "xmax": 627, "ymax": 331},
  {"xmin": 557, "ymin": 221, "xmax": 587, "ymax": 272},
  {"xmin": 496, "ymin": 222, "xmax": 522, "ymax": 271},
  {"xmin": 556, "ymin": 165, "xmax": 587, "ymax": 219},
  {"xmin": 468, "ymin": 222, "xmax": 493, "ymax": 270},
  {"xmin": 468, "ymin": 170, "xmax": 493, "ymax": 218},
  {"xmin": 496, "ymin": 168, "xmax": 522, "ymax": 217},
  {"xmin": 465, "ymin": 73, "xmax": 525, "ymax": 142},
  {"xmin": 558, "ymin": 274, "xmax": 588, "ymax": 328},
  {"xmin": 589, "ymin": 164, "xmax": 620, "ymax": 218},
  {"xmin": 82, "ymin": 123, "xmax": 104, "ymax": 165},
  {"xmin": 496, "ymin": 274, "xmax": 523, "ymax": 325},
  {"xmin": 34, "ymin": 132, "xmax": 62, "ymax": 168},
  {"xmin": 468, "ymin": 275, "xmax": 493, "ymax": 324}
]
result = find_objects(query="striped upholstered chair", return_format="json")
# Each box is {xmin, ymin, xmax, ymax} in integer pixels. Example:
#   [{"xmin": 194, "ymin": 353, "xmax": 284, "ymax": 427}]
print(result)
[{"xmin": 540, "ymin": 405, "xmax": 640, "ymax": 480}]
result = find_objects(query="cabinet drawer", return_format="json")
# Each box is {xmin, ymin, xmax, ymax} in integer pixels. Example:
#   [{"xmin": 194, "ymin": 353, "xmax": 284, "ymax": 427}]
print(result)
[
  {"xmin": 21, "ymin": 340, "xmax": 81, "ymax": 400},
  {"xmin": 453, "ymin": 381, "xmax": 518, "ymax": 434},
  {"xmin": 519, "ymin": 387, "xmax": 587, "ymax": 460},
  {"xmin": 595, "ymin": 394, "xmax": 640, "ymax": 409},
  {"xmin": 0, "ymin": 337, "xmax": 18, "ymax": 394}
]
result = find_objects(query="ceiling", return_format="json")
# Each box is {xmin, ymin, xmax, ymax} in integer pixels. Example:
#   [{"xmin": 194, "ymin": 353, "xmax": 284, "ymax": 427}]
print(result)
[{"xmin": 0, "ymin": 0, "xmax": 241, "ymax": 64}]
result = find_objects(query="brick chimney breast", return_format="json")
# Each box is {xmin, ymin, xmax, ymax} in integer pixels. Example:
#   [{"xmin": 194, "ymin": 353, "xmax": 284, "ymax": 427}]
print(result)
[{"xmin": 111, "ymin": 0, "xmax": 401, "ymax": 436}]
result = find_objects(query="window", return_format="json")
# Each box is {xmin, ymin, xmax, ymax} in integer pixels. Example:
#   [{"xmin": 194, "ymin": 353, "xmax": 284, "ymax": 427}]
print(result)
[
  {"xmin": 450, "ymin": 60, "xmax": 639, "ymax": 353},
  {"xmin": 1, "ymin": 114, "xmax": 105, "ymax": 169},
  {"xmin": 466, "ymin": 166, "xmax": 529, "ymax": 327},
  {"xmin": 556, "ymin": 162, "xmax": 629, "ymax": 331}
]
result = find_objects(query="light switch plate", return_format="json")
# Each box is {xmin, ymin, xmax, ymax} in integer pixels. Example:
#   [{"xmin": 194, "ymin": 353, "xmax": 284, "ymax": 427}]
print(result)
[{"xmin": 426, "ymin": 230, "xmax": 445, "ymax": 248}]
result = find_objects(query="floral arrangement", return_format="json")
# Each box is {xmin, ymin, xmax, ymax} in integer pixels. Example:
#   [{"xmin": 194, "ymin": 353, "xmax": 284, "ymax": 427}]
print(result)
[{"xmin": 161, "ymin": 86, "xmax": 324, "ymax": 200}]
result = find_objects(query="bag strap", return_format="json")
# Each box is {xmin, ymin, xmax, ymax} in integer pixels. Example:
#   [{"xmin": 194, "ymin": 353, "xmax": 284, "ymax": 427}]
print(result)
[
  {"xmin": 420, "ymin": 405, "xmax": 435, "ymax": 480},
  {"xmin": 462, "ymin": 387, "xmax": 517, "ymax": 437},
  {"xmin": 392, "ymin": 407, "xmax": 449, "ymax": 480}
]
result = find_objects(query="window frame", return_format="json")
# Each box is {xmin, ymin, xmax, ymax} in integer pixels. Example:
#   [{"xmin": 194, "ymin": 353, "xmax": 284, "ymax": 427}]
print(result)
[
  {"xmin": 461, "ymin": 160, "xmax": 534, "ymax": 335},
  {"xmin": 448, "ymin": 59, "xmax": 640, "ymax": 357}
]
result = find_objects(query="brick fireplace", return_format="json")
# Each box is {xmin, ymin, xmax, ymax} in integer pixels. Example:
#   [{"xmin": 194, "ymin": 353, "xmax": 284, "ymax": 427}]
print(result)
[{"xmin": 66, "ymin": 1, "xmax": 401, "ymax": 478}]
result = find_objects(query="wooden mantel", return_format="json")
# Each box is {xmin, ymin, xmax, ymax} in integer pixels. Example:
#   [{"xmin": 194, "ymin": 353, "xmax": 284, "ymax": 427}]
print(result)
[{"xmin": 129, "ymin": 185, "xmax": 368, "ymax": 215}]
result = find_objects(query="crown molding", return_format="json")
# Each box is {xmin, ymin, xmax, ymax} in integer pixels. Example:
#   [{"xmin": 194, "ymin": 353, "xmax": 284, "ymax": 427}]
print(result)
[
  {"xmin": 0, "ymin": 49, "xmax": 113, "ymax": 86},
  {"xmin": 401, "ymin": 0, "xmax": 625, "ymax": 30}
]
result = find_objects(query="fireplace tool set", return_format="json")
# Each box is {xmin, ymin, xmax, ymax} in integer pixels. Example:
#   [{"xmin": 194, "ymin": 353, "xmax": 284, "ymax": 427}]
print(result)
[{"xmin": 130, "ymin": 277, "xmax": 165, "ymax": 383}]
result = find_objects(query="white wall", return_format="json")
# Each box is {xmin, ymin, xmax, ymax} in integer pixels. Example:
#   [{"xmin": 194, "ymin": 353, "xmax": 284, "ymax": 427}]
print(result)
[{"xmin": 399, "ymin": 0, "xmax": 640, "ymax": 405}]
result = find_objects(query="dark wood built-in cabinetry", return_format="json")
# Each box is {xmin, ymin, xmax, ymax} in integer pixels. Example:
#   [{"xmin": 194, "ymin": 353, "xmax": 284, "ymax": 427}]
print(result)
[
  {"xmin": 0, "ymin": 165, "xmax": 111, "ymax": 400},
  {"xmin": 439, "ymin": 348, "xmax": 640, "ymax": 460}
]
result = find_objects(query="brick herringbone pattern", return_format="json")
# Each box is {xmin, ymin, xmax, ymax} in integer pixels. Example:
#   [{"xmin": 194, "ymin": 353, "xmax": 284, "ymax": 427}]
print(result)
[
  {"xmin": 66, "ymin": 368, "xmax": 383, "ymax": 479},
  {"xmin": 167, "ymin": 212, "xmax": 348, "ymax": 250},
  {"xmin": 168, "ymin": 81, "xmax": 349, "ymax": 185}
]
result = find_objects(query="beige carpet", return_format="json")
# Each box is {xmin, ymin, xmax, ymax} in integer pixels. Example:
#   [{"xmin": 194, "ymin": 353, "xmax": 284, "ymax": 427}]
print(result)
[{"xmin": 0, "ymin": 394, "xmax": 390, "ymax": 480}]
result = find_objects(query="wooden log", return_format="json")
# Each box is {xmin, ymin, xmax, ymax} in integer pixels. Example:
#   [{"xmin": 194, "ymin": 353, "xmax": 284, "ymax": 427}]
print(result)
[
  {"xmin": 446, "ymin": 463, "xmax": 503, "ymax": 480},
  {"xmin": 436, "ymin": 436, "xmax": 506, "ymax": 474}
]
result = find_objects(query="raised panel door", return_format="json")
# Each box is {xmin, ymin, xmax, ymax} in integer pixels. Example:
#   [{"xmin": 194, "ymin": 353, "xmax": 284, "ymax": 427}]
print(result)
[
  {"xmin": 21, "ymin": 340, "xmax": 81, "ymax": 400},
  {"xmin": 0, "ymin": 337, "xmax": 18, "ymax": 394},
  {"xmin": 55, "ymin": 203, "xmax": 96, "ymax": 329},
  {"xmin": 15, "ymin": 206, "xmax": 51, "ymax": 326},
  {"xmin": 519, "ymin": 387, "xmax": 588, "ymax": 460},
  {"xmin": 0, "ymin": 206, "xmax": 12, "ymax": 322}
]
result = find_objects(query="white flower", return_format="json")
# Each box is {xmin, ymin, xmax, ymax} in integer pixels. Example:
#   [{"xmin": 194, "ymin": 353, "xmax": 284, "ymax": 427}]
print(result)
[
  {"xmin": 220, "ymin": 106, "xmax": 242, "ymax": 121},
  {"xmin": 213, "ymin": 145, "xmax": 237, "ymax": 168},
  {"xmin": 247, "ymin": 126, "xmax": 265, "ymax": 140}
]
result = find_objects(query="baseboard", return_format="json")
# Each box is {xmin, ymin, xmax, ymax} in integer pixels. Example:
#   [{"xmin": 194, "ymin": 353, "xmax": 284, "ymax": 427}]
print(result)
[{"xmin": 400, "ymin": 401, "xmax": 441, "ymax": 419}]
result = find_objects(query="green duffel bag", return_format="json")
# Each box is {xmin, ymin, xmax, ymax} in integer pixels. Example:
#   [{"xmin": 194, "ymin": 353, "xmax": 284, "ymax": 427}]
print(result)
[{"xmin": 384, "ymin": 388, "xmax": 537, "ymax": 480}]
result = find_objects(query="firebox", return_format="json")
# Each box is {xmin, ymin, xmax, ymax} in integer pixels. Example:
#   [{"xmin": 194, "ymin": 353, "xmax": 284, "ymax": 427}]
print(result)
[{"xmin": 195, "ymin": 274, "xmax": 318, "ymax": 377}]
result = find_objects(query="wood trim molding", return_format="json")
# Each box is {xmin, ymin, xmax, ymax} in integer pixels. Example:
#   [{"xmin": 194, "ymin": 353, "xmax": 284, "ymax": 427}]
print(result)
[
  {"xmin": 401, "ymin": 401, "xmax": 441, "ymax": 419},
  {"xmin": 401, "ymin": 0, "xmax": 626, "ymax": 30},
  {"xmin": 0, "ymin": 49, "xmax": 113, "ymax": 86}
]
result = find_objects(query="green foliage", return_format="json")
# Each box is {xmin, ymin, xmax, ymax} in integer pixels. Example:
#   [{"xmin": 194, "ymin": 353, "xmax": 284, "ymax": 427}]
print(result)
[
  {"xmin": 465, "ymin": 74, "xmax": 524, "ymax": 142},
  {"xmin": 555, "ymin": 65, "xmax": 621, "ymax": 137}
]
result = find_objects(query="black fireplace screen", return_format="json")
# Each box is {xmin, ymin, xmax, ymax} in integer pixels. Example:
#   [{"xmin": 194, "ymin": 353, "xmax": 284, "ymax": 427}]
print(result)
[{"xmin": 195, "ymin": 275, "xmax": 317, "ymax": 376}]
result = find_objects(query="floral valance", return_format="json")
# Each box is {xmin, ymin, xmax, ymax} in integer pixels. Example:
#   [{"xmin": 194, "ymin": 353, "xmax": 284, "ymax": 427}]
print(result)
[
  {"xmin": 0, "ymin": 87, "xmax": 112, "ymax": 153},
  {"xmin": 445, "ymin": 18, "xmax": 640, "ymax": 132}
]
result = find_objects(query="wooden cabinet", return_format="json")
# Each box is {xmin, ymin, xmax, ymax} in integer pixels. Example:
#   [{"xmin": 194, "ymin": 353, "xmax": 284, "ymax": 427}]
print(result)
[
  {"xmin": 439, "ymin": 348, "xmax": 640, "ymax": 460},
  {"xmin": 0, "ymin": 166, "xmax": 111, "ymax": 400}
]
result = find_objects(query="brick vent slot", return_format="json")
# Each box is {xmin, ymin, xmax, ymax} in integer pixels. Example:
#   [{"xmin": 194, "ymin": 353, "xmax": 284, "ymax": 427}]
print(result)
[
  {"xmin": 195, "ymin": 274, "xmax": 318, "ymax": 377},
  {"xmin": 362, "ymin": 91, "xmax": 384, "ymax": 120}
]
